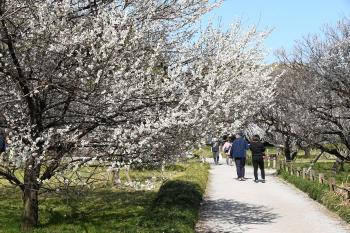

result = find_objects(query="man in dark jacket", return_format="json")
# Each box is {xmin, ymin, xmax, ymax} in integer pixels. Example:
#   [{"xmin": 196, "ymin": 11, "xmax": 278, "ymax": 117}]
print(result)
[
  {"xmin": 230, "ymin": 132, "xmax": 249, "ymax": 180},
  {"xmin": 250, "ymin": 135, "xmax": 266, "ymax": 182}
]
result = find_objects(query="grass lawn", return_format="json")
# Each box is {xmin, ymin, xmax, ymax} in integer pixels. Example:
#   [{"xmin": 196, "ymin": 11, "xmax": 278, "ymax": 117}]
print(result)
[
  {"xmin": 0, "ymin": 160, "xmax": 209, "ymax": 233},
  {"xmin": 291, "ymin": 161, "xmax": 350, "ymax": 186}
]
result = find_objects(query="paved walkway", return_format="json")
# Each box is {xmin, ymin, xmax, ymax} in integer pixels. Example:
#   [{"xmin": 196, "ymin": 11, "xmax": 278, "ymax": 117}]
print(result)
[{"xmin": 196, "ymin": 161, "xmax": 350, "ymax": 233}]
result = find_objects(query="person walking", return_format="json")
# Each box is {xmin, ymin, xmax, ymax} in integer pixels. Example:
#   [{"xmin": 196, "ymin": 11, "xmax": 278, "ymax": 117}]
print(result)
[
  {"xmin": 222, "ymin": 136, "xmax": 232, "ymax": 165},
  {"xmin": 250, "ymin": 135, "xmax": 266, "ymax": 183},
  {"xmin": 211, "ymin": 137, "xmax": 220, "ymax": 165},
  {"xmin": 230, "ymin": 132, "xmax": 249, "ymax": 180}
]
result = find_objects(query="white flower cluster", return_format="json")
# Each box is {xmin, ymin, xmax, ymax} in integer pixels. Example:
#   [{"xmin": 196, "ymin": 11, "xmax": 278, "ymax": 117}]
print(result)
[{"xmin": 0, "ymin": 1, "xmax": 273, "ymax": 195}]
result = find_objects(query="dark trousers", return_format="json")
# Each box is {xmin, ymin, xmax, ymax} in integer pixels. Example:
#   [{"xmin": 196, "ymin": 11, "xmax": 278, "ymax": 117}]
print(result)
[
  {"xmin": 234, "ymin": 157, "xmax": 246, "ymax": 178},
  {"xmin": 252, "ymin": 159, "xmax": 265, "ymax": 180},
  {"xmin": 212, "ymin": 151, "xmax": 219, "ymax": 164}
]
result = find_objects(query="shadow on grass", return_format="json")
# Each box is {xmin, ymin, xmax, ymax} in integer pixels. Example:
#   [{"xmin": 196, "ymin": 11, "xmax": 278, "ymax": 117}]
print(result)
[
  {"xmin": 0, "ymin": 188, "xmax": 158, "ymax": 232},
  {"xmin": 154, "ymin": 180, "xmax": 203, "ymax": 208},
  {"xmin": 0, "ymin": 174, "xmax": 206, "ymax": 232},
  {"xmin": 140, "ymin": 180, "xmax": 205, "ymax": 233},
  {"xmin": 196, "ymin": 199, "xmax": 279, "ymax": 233},
  {"xmin": 0, "ymin": 182, "xmax": 202, "ymax": 233},
  {"xmin": 38, "ymin": 190, "xmax": 157, "ymax": 232}
]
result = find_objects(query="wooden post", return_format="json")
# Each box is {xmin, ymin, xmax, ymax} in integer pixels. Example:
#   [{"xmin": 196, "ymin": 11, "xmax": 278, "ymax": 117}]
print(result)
[
  {"xmin": 302, "ymin": 168, "xmax": 307, "ymax": 179},
  {"xmin": 279, "ymin": 160, "xmax": 283, "ymax": 170},
  {"xmin": 290, "ymin": 164, "xmax": 293, "ymax": 175},
  {"xmin": 267, "ymin": 158, "xmax": 271, "ymax": 168},
  {"xmin": 318, "ymin": 173, "xmax": 324, "ymax": 184},
  {"xmin": 309, "ymin": 170, "xmax": 315, "ymax": 181},
  {"xmin": 296, "ymin": 167, "xmax": 300, "ymax": 177},
  {"xmin": 328, "ymin": 177, "xmax": 336, "ymax": 191}
]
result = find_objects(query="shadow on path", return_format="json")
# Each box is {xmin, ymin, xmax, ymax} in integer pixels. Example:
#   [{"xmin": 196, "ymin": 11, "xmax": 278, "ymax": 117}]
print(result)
[{"xmin": 196, "ymin": 199, "xmax": 279, "ymax": 233}]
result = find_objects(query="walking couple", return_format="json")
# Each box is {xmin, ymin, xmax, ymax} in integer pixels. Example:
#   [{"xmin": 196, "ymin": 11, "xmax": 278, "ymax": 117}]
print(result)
[{"xmin": 230, "ymin": 132, "xmax": 266, "ymax": 183}]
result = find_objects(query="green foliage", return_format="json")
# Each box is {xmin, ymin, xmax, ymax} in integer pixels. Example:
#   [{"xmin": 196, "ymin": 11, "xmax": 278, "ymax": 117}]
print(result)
[
  {"xmin": 164, "ymin": 163, "xmax": 187, "ymax": 172},
  {"xmin": 0, "ymin": 161, "xmax": 209, "ymax": 232},
  {"xmin": 293, "ymin": 162, "xmax": 350, "ymax": 185},
  {"xmin": 193, "ymin": 146, "xmax": 212, "ymax": 158},
  {"xmin": 279, "ymin": 170, "xmax": 350, "ymax": 223}
]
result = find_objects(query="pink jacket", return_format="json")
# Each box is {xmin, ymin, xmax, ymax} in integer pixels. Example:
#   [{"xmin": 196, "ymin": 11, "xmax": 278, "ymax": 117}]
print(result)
[{"xmin": 222, "ymin": 142, "xmax": 232, "ymax": 154}]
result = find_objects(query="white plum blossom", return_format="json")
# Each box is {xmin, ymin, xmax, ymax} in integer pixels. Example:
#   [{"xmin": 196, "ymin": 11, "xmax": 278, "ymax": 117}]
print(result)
[{"xmin": 0, "ymin": 0, "xmax": 273, "ymax": 228}]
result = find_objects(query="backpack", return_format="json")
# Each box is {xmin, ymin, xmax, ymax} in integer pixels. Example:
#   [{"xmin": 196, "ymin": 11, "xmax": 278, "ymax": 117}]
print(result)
[
  {"xmin": 212, "ymin": 141, "xmax": 220, "ymax": 152},
  {"xmin": 223, "ymin": 143, "xmax": 231, "ymax": 153}
]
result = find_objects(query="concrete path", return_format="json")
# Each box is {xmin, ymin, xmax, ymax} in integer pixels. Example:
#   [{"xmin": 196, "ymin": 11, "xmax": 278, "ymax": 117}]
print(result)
[{"xmin": 196, "ymin": 161, "xmax": 350, "ymax": 233}]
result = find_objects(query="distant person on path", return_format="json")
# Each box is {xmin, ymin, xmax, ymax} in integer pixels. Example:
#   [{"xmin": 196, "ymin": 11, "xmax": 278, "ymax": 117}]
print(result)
[
  {"xmin": 250, "ymin": 135, "xmax": 266, "ymax": 183},
  {"xmin": 211, "ymin": 137, "xmax": 220, "ymax": 165},
  {"xmin": 222, "ymin": 135, "xmax": 233, "ymax": 165},
  {"xmin": 230, "ymin": 132, "xmax": 249, "ymax": 180}
]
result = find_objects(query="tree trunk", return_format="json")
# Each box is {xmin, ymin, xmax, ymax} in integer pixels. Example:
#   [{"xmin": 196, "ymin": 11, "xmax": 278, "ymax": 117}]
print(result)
[
  {"xmin": 21, "ymin": 162, "xmax": 40, "ymax": 230},
  {"xmin": 113, "ymin": 168, "xmax": 121, "ymax": 186},
  {"xmin": 22, "ymin": 185, "xmax": 39, "ymax": 230},
  {"xmin": 307, "ymin": 150, "xmax": 324, "ymax": 172},
  {"xmin": 124, "ymin": 165, "xmax": 132, "ymax": 183},
  {"xmin": 284, "ymin": 136, "xmax": 292, "ymax": 161},
  {"xmin": 303, "ymin": 146, "xmax": 311, "ymax": 158},
  {"xmin": 332, "ymin": 158, "xmax": 345, "ymax": 173}
]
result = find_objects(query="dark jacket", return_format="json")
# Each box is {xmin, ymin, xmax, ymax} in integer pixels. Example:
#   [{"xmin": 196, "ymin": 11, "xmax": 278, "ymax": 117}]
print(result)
[
  {"xmin": 230, "ymin": 137, "xmax": 249, "ymax": 158},
  {"xmin": 211, "ymin": 141, "xmax": 220, "ymax": 153},
  {"xmin": 250, "ymin": 141, "xmax": 265, "ymax": 161}
]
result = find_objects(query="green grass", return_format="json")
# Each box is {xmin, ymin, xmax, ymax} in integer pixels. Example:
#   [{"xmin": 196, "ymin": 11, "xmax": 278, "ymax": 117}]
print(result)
[
  {"xmin": 0, "ymin": 160, "xmax": 210, "ymax": 233},
  {"xmin": 147, "ymin": 161, "xmax": 209, "ymax": 233},
  {"xmin": 291, "ymin": 162, "xmax": 350, "ymax": 185},
  {"xmin": 278, "ymin": 170, "xmax": 350, "ymax": 224},
  {"xmin": 193, "ymin": 146, "xmax": 212, "ymax": 158}
]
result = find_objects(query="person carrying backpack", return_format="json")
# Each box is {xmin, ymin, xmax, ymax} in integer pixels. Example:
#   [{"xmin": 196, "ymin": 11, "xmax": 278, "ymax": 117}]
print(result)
[
  {"xmin": 222, "ymin": 135, "xmax": 232, "ymax": 165},
  {"xmin": 211, "ymin": 138, "xmax": 220, "ymax": 165}
]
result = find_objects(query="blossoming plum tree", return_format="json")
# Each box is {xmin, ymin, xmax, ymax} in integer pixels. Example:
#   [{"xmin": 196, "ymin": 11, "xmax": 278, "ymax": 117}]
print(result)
[{"xmin": 0, "ymin": 0, "xmax": 273, "ymax": 228}]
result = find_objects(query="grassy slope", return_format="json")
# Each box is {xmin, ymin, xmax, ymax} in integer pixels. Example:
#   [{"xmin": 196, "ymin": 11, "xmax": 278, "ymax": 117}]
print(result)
[
  {"xmin": 278, "ymin": 170, "xmax": 350, "ymax": 224},
  {"xmin": 0, "ymin": 160, "xmax": 209, "ymax": 233},
  {"xmin": 291, "ymin": 162, "xmax": 350, "ymax": 185}
]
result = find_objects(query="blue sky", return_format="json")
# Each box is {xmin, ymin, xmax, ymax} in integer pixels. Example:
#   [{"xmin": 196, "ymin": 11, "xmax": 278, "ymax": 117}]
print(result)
[{"xmin": 201, "ymin": 0, "xmax": 350, "ymax": 63}]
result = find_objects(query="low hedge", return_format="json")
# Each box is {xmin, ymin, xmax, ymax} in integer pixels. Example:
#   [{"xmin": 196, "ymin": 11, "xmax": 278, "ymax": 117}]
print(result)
[
  {"xmin": 278, "ymin": 170, "xmax": 350, "ymax": 223},
  {"xmin": 145, "ymin": 161, "xmax": 210, "ymax": 233}
]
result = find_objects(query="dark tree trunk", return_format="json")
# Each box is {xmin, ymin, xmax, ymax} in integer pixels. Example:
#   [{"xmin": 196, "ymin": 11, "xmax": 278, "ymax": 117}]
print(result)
[
  {"xmin": 21, "ymin": 160, "xmax": 40, "ymax": 230},
  {"xmin": 284, "ymin": 136, "xmax": 292, "ymax": 161},
  {"xmin": 332, "ymin": 158, "xmax": 345, "ymax": 173},
  {"xmin": 304, "ymin": 146, "xmax": 311, "ymax": 158}
]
